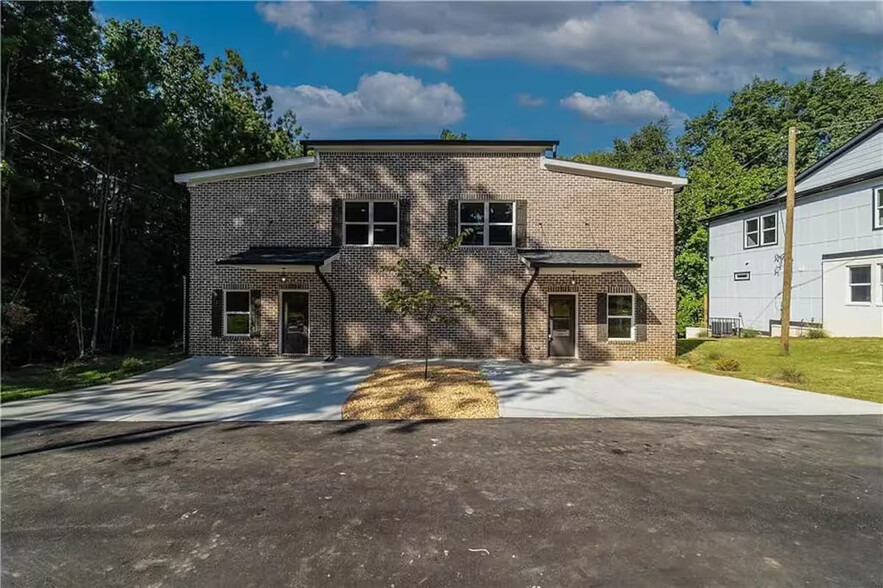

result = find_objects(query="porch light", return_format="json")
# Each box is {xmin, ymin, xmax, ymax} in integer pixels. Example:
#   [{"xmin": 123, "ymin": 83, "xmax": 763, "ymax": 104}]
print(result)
[{"xmin": 570, "ymin": 270, "xmax": 576, "ymax": 285}]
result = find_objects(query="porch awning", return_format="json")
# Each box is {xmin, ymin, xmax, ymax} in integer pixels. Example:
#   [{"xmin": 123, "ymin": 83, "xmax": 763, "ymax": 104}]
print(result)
[
  {"xmin": 517, "ymin": 249, "xmax": 639, "ymax": 274},
  {"xmin": 216, "ymin": 247, "xmax": 340, "ymax": 272}
]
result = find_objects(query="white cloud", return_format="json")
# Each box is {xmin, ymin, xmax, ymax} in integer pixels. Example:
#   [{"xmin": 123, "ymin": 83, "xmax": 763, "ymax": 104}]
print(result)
[
  {"xmin": 257, "ymin": 2, "xmax": 882, "ymax": 93},
  {"xmin": 516, "ymin": 93, "xmax": 545, "ymax": 107},
  {"xmin": 269, "ymin": 72, "xmax": 464, "ymax": 132},
  {"xmin": 561, "ymin": 90, "xmax": 684, "ymax": 124}
]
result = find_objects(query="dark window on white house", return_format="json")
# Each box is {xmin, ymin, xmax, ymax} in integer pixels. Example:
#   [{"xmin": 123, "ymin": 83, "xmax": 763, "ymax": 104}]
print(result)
[
  {"xmin": 849, "ymin": 265, "xmax": 872, "ymax": 303},
  {"xmin": 744, "ymin": 218, "xmax": 759, "ymax": 248},
  {"xmin": 459, "ymin": 201, "xmax": 515, "ymax": 246},
  {"xmin": 874, "ymin": 186, "xmax": 883, "ymax": 230},
  {"xmin": 734, "ymin": 271, "xmax": 751, "ymax": 281},
  {"xmin": 344, "ymin": 201, "xmax": 399, "ymax": 246},
  {"xmin": 761, "ymin": 213, "xmax": 778, "ymax": 245}
]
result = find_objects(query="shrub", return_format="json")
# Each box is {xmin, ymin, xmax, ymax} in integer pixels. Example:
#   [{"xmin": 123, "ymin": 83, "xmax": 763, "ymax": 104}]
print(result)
[
  {"xmin": 740, "ymin": 328, "xmax": 760, "ymax": 338},
  {"xmin": 706, "ymin": 349, "xmax": 723, "ymax": 361},
  {"xmin": 714, "ymin": 357, "xmax": 741, "ymax": 372},
  {"xmin": 804, "ymin": 328, "xmax": 828, "ymax": 339},
  {"xmin": 774, "ymin": 366, "xmax": 806, "ymax": 384},
  {"xmin": 120, "ymin": 357, "xmax": 146, "ymax": 373}
]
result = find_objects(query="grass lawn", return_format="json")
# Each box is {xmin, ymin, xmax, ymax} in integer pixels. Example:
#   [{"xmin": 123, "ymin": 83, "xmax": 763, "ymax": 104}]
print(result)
[
  {"xmin": 343, "ymin": 364, "xmax": 499, "ymax": 420},
  {"xmin": 671, "ymin": 337, "xmax": 883, "ymax": 403},
  {"xmin": 1, "ymin": 348, "xmax": 186, "ymax": 403}
]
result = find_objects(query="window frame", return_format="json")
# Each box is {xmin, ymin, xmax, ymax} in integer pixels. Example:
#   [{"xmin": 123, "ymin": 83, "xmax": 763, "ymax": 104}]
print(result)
[
  {"xmin": 734, "ymin": 271, "xmax": 751, "ymax": 281},
  {"xmin": 607, "ymin": 293, "xmax": 636, "ymax": 342},
  {"xmin": 879, "ymin": 264, "xmax": 883, "ymax": 306},
  {"xmin": 847, "ymin": 264, "xmax": 872, "ymax": 305},
  {"xmin": 458, "ymin": 201, "xmax": 516, "ymax": 248},
  {"xmin": 743, "ymin": 212, "xmax": 778, "ymax": 249},
  {"xmin": 873, "ymin": 185, "xmax": 883, "ymax": 231},
  {"xmin": 343, "ymin": 200, "xmax": 400, "ymax": 247},
  {"xmin": 223, "ymin": 289, "xmax": 251, "ymax": 337}
]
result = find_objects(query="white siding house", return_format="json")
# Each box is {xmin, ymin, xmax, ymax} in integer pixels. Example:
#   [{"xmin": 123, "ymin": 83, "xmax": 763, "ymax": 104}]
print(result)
[{"xmin": 706, "ymin": 121, "xmax": 883, "ymax": 337}]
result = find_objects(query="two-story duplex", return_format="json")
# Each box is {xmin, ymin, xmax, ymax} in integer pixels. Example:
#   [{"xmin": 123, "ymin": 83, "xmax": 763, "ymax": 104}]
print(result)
[
  {"xmin": 174, "ymin": 139, "xmax": 687, "ymax": 361},
  {"xmin": 705, "ymin": 121, "xmax": 883, "ymax": 337}
]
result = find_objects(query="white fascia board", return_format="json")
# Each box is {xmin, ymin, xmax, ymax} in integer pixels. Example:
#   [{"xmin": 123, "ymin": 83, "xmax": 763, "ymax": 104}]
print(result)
[
  {"xmin": 541, "ymin": 157, "xmax": 687, "ymax": 190},
  {"xmin": 313, "ymin": 144, "xmax": 551, "ymax": 154},
  {"xmin": 174, "ymin": 155, "xmax": 319, "ymax": 186}
]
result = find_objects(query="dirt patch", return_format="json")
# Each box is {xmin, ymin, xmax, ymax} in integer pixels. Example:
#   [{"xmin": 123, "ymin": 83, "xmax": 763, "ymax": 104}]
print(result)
[{"xmin": 342, "ymin": 364, "xmax": 499, "ymax": 420}]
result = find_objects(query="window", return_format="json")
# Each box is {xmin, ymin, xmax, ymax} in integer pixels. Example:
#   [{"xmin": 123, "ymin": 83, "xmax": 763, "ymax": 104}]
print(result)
[
  {"xmin": 879, "ymin": 264, "xmax": 883, "ymax": 304},
  {"xmin": 874, "ymin": 186, "xmax": 883, "ymax": 230},
  {"xmin": 734, "ymin": 271, "xmax": 751, "ymax": 281},
  {"xmin": 744, "ymin": 218, "xmax": 759, "ymax": 248},
  {"xmin": 459, "ymin": 201, "xmax": 515, "ymax": 246},
  {"xmin": 744, "ymin": 213, "xmax": 778, "ymax": 248},
  {"xmin": 224, "ymin": 290, "xmax": 251, "ymax": 335},
  {"xmin": 848, "ymin": 265, "xmax": 871, "ymax": 303},
  {"xmin": 344, "ymin": 201, "xmax": 399, "ymax": 246},
  {"xmin": 607, "ymin": 294, "xmax": 635, "ymax": 340},
  {"xmin": 760, "ymin": 213, "xmax": 778, "ymax": 245}
]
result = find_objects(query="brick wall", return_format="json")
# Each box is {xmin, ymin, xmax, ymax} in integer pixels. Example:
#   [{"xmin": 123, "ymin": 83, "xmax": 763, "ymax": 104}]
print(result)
[{"xmin": 188, "ymin": 152, "xmax": 676, "ymax": 360}]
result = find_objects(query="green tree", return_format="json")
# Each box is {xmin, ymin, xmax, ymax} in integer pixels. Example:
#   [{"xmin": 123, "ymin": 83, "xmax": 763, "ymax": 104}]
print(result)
[
  {"xmin": 440, "ymin": 128, "xmax": 468, "ymax": 140},
  {"xmin": 572, "ymin": 118, "xmax": 678, "ymax": 175}
]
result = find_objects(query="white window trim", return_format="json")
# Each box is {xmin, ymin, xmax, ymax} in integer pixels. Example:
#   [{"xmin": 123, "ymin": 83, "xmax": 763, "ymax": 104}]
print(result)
[
  {"xmin": 846, "ymin": 264, "xmax": 872, "ymax": 306},
  {"xmin": 224, "ymin": 289, "xmax": 251, "ymax": 337},
  {"xmin": 459, "ymin": 201, "xmax": 516, "ymax": 248},
  {"xmin": 744, "ymin": 217, "xmax": 760, "ymax": 249},
  {"xmin": 343, "ymin": 200, "xmax": 400, "ymax": 247},
  {"xmin": 743, "ymin": 213, "xmax": 778, "ymax": 248},
  {"xmin": 873, "ymin": 186, "xmax": 883, "ymax": 230},
  {"xmin": 607, "ymin": 293, "xmax": 636, "ymax": 341},
  {"xmin": 878, "ymin": 263, "xmax": 883, "ymax": 306}
]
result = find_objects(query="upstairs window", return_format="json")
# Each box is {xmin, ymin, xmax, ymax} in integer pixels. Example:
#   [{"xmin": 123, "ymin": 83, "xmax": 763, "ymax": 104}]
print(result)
[
  {"xmin": 874, "ymin": 186, "xmax": 882, "ymax": 230},
  {"xmin": 344, "ymin": 201, "xmax": 399, "ymax": 246},
  {"xmin": 459, "ymin": 201, "xmax": 515, "ymax": 246},
  {"xmin": 744, "ymin": 212, "xmax": 778, "ymax": 248},
  {"xmin": 224, "ymin": 290, "xmax": 251, "ymax": 336},
  {"xmin": 849, "ymin": 265, "xmax": 871, "ymax": 303}
]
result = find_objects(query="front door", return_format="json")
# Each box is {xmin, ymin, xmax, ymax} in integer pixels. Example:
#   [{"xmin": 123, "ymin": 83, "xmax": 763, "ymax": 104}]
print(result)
[
  {"xmin": 548, "ymin": 294, "xmax": 576, "ymax": 358},
  {"xmin": 281, "ymin": 291, "xmax": 309, "ymax": 354}
]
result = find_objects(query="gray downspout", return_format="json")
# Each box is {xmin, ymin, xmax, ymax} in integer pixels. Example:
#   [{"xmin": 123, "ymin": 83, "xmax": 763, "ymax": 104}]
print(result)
[
  {"xmin": 315, "ymin": 265, "xmax": 337, "ymax": 361},
  {"xmin": 520, "ymin": 266, "xmax": 540, "ymax": 362}
]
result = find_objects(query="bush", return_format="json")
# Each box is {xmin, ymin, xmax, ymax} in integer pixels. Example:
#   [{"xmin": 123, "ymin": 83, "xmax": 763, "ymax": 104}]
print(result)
[
  {"xmin": 774, "ymin": 365, "xmax": 806, "ymax": 384},
  {"xmin": 740, "ymin": 328, "xmax": 760, "ymax": 338},
  {"xmin": 706, "ymin": 349, "xmax": 723, "ymax": 360},
  {"xmin": 804, "ymin": 328, "xmax": 828, "ymax": 339},
  {"xmin": 120, "ymin": 357, "xmax": 146, "ymax": 373},
  {"xmin": 714, "ymin": 357, "xmax": 741, "ymax": 372}
]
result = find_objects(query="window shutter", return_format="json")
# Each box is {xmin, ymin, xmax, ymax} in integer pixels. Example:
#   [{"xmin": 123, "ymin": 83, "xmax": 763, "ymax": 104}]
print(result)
[
  {"xmin": 250, "ymin": 290, "xmax": 261, "ymax": 337},
  {"xmin": 635, "ymin": 293, "xmax": 648, "ymax": 342},
  {"xmin": 515, "ymin": 199, "xmax": 528, "ymax": 248},
  {"xmin": 331, "ymin": 198, "xmax": 343, "ymax": 246},
  {"xmin": 447, "ymin": 199, "xmax": 458, "ymax": 239},
  {"xmin": 211, "ymin": 289, "xmax": 223, "ymax": 337},
  {"xmin": 596, "ymin": 293, "xmax": 608, "ymax": 342},
  {"xmin": 399, "ymin": 199, "xmax": 411, "ymax": 247}
]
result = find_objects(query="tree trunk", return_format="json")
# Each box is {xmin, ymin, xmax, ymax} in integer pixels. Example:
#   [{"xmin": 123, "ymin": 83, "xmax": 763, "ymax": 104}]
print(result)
[{"xmin": 89, "ymin": 175, "xmax": 110, "ymax": 354}]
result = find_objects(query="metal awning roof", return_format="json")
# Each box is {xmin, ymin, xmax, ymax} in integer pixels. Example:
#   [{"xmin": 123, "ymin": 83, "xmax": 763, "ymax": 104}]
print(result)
[
  {"xmin": 216, "ymin": 247, "xmax": 340, "ymax": 272},
  {"xmin": 518, "ymin": 249, "xmax": 640, "ymax": 272}
]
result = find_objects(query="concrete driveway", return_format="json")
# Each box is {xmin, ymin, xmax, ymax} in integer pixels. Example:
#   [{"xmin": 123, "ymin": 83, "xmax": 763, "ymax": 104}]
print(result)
[
  {"xmin": 484, "ymin": 360, "xmax": 881, "ymax": 418},
  {"xmin": 1, "ymin": 356, "xmax": 380, "ymax": 422}
]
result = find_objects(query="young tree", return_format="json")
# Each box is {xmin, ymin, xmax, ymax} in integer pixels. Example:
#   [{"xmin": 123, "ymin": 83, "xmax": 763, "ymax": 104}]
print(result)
[{"xmin": 381, "ymin": 237, "xmax": 473, "ymax": 379}]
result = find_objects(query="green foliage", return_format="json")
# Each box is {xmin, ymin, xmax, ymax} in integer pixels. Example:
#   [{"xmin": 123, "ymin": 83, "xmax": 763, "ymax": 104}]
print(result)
[
  {"xmin": 714, "ymin": 357, "xmax": 741, "ymax": 372},
  {"xmin": 440, "ymin": 129, "xmax": 468, "ymax": 140},
  {"xmin": 804, "ymin": 328, "xmax": 828, "ymax": 339},
  {"xmin": 120, "ymin": 356, "xmax": 146, "ymax": 372},
  {"xmin": 706, "ymin": 349, "xmax": 724, "ymax": 361},
  {"xmin": 676, "ymin": 291, "xmax": 704, "ymax": 335},
  {"xmin": 740, "ymin": 329, "xmax": 761, "ymax": 339},
  {"xmin": 774, "ymin": 365, "xmax": 807, "ymax": 385},
  {"xmin": 571, "ymin": 118, "xmax": 678, "ymax": 175}
]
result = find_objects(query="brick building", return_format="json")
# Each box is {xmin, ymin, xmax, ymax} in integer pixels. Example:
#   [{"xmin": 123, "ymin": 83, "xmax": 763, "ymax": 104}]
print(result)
[{"xmin": 175, "ymin": 140, "xmax": 686, "ymax": 361}]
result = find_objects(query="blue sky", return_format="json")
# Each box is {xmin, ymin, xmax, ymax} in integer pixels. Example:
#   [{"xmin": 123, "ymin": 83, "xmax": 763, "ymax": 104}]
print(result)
[{"xmin": 97, "ymin": 2, "xmax": 881, "ymax": 156}]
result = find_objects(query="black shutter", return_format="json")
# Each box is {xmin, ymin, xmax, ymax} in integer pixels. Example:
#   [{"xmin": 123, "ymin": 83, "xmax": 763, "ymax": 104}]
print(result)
[
  {"xmin": 635, "ymin": 293, "xmax": 648, "ymax": 342},
  {"xmin": 250, "ymin": 290, "xmax": 261, "ymax": 337},
  {"xmin": 447, "ymin": 199, "xmax": 458, "ymax": 238},
  {"xmin": 596, "ymin": 293, "xmax": 608, "ymax": 342},
  {"xmin": 211, "ymin": 289, "xmax": 223, "ymax": 337},
  {"xmin": 399, "ymin": 199, "xmax": 411, "ymax": 247},
  {"xmin": 331, "ymin": 198, "xmax": 343, "ymax": 246},
  {"xmin": 515, "ymin": 199, "xmax": 528, "ymax": 248}
]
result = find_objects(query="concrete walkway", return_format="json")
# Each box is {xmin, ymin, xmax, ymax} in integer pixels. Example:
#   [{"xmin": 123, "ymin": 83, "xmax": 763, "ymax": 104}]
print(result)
[
  {"xmin": 1, "ymin": 356, "xmax": 380, "ymax": 422},
  {"xmin": 483, "ymin": 360, "xmax": 881, "ymax": 418}
]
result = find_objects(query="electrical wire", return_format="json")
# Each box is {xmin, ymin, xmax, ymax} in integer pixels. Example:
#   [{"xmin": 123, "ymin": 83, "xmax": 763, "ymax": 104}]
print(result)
[{"xmin": 796, "ymin": 118, "xmax": 882, "ymax": 135}]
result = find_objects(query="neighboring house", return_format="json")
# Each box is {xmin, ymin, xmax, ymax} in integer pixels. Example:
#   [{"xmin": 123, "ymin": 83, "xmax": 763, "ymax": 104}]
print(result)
[
  {"xmin": 174, "ymin": 139, "xmax": 686, "ymax": 361},
  {"xmin": 705, "ymin": 121, "xmax": 883, "ymax": 337}
]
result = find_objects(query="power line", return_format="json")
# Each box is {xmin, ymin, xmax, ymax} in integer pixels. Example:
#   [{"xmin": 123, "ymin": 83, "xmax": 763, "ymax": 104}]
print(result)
[
  {"xmin": 10, "ymin": 128, "xmax": 176, "ymax": 201},
  {"xmin": 797, "ymin": 118, "xmax": 882, "ymax": 136}
]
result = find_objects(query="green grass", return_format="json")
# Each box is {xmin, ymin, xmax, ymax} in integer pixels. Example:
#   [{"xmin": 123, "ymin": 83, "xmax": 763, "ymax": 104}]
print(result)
[
  {"xmin": 1, "ymin": 348, "xmax": 186, "ymax": 403},
  {"xmin": 671, "ymin": 338, "xmax": 883, "ymax": 403}
]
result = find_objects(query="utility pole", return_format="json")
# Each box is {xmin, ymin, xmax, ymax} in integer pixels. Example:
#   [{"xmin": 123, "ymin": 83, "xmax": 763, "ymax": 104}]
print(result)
[{"xmin": 780, "ymin": 126, "xmax": 797, "ymax": 355}]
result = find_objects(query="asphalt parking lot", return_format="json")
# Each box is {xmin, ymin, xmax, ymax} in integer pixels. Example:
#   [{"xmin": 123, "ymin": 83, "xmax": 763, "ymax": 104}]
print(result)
[{"xmin": 2, "ymin": 416, "xmax": 881, "ymax": 587}]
